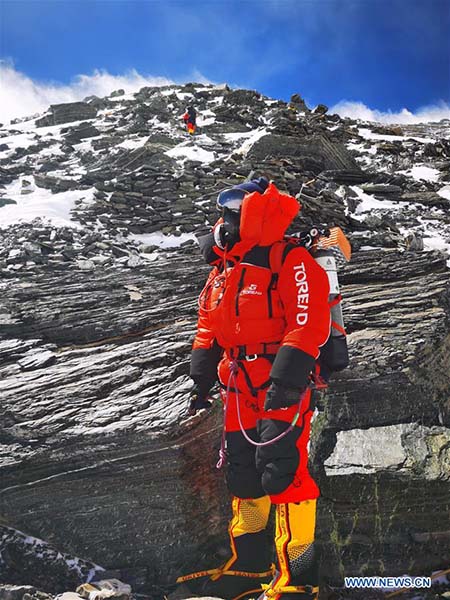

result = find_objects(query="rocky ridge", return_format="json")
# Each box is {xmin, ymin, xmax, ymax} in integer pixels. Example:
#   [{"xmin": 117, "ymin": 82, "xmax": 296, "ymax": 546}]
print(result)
[{"xmin": 1, "ymin": 84, "xmax": 450, "ymax": 599}]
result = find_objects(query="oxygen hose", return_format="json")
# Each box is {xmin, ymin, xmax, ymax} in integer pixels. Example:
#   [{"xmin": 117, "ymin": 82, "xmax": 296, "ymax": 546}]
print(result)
[{"xmin": 216, "ymin": 359, "xmax": 307, "ymax": 469}]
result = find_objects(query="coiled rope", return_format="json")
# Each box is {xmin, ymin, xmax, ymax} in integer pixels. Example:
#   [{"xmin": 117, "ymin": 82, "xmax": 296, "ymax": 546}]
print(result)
[{"xmin": 217, "ymin": 359, "xmax": 307, "ymax": 469}]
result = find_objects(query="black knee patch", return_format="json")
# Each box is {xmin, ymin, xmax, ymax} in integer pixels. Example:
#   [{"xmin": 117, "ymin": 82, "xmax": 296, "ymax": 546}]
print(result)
[
  {"xmin": 255, "ymin": 419, "xmax": 301, "ymax": 496},
  {"xmin": 226, "ymin": 430, "xmax": 265, "ymax": 498}
]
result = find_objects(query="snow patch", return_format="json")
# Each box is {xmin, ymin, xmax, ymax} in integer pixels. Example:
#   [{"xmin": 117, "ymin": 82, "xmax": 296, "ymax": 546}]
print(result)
[
  {"xmin": 165, "ymin": 142, "xmax": 216, "ymax": 164},
  {"xmin": 346, "ymin": 141, "xmax": 377, "ymax": 155},
  {"xmin": 417, "ymin": 216, "xmax": 450, "ymax": 267},
  {"xmin": 351, "ymin": 186, "xmax": 401, "ymax": 216},
  {"xmin": 117, "ymin": 137, "xmax": 148, "ymax": 150},
  {"xmin": 235, "ymin": 128, "xmax": 268, "ymax": 156},
  {"xmin": 176, "ymin": 92, "xmax": 194, "ymax": 102},
  {"xmin": 437, "ymin": 185, "xmax": 450, "ymax": 201},
  {"xmin": 197, "ymin": 109, "xmax": 216, "ymax": 127},
  {"xmin": 223, "ymin": 131, "xmax": 258, "ymax": 142},
  {"xmin": 404, "ymin": 166, "xmax": 441, "ymax": 183},
  {"xmin": 0, "ymin": 178, "xmax": 95, "ymax": 228},
  {"xmin": 130, "ymin": 231, "xmax": 197, "ymax": 248},
  {"xmin": 358, "ymin": 127, "xmax": 434, "ymax": 144},
  {"xmin": 0, "ymin": 131, "xmax": 37, "ymax": 153}
]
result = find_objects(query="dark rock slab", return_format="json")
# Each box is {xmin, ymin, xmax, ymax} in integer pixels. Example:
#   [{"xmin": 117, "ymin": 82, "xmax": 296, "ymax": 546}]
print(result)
[
  {"xmin": 400, "ymin": 191, "xmax": 450, "ymax": 209},
  {"xmin": 314, "ymin": 103, "xmax": 329, "ymax": 115},
  {"xmin": 317, "ymin": 470, "xmax": 450, "ymax": 587},
  {"xmin": 361, "ymin": 184, "xmax": 403, "ymax": 195},
  {"xmin": 35, "ymin": 103, "xmax": 98, "ymax": 128},
  {"xmin": 319, "ymin": 170, "xmax": 371, "ymax": 185},
  {"xmin": 248, "ymin": 134, "xmax": 360, "ymax": 175},
  {"xmin": 63, "ymin": 123, "xmax": 101, "ymax": 145},
  {"xmin": 1, "ymin": 246, "xmax": 449, "ymax": 593},
  {"xmin": 289, "ymin": 93, "xmax": 309, "ymax": 112},
  {"xmin": 33, "ymin": 174, "xmax": 85, "ymax": 193},
  {"xmin": 310, "ymin": 248, "xmax": 450, "ymax": 584},
  {"xmin": 0, "ymin": 251, "xmax": 230, "ymax": 595},
  {"xmin": 0, "ymin": 198, "xmax": 17, "ymax": 207},
  {"xmin": 0, "ymin": 526, "xmax": 103, "ymax": 593}
]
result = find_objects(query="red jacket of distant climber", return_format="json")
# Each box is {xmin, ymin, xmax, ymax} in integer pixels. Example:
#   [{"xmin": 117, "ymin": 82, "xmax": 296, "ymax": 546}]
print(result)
[{"xmin": 183, "ymin": 107, "xmax": 196, "ymax": 134}]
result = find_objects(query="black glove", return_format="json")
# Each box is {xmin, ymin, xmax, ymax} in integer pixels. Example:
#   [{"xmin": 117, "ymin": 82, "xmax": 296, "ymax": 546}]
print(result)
[
  {"xmin": 188, "ymin": 383, "xmax": 212, "ymax": 415},
  {"xmin": 264, "ymin": 381, "xmax": 304, "ymax": 411}
]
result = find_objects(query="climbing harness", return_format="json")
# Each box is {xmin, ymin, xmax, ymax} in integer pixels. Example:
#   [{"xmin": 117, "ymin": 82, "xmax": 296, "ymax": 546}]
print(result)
[{"xmin": 216, "ymin": 359, "xmax": 309, "ymax": 469}]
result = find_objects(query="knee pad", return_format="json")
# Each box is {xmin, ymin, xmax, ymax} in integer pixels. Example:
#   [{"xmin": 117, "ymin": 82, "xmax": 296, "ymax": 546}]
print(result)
[
  {"xmin": 225, "ymin": 430, "xmax": 265, "ymax": 498},
  {"xmin": 256, "ymin": 419, "xmax": 301, "ymax": 496}
]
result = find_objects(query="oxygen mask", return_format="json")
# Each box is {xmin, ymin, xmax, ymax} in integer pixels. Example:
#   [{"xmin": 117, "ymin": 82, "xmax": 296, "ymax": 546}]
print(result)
[{"xmin": 220, "ymin": 206, "xmax": 241, "ymax": 249}]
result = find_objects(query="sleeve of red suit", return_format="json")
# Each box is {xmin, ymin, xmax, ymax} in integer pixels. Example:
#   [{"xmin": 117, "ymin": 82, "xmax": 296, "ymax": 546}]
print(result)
[
  {"xmin": 190, "ymin": 271, "xmax": 223, "ymax": 391},
  {"xmin": 270, "ymin": 246, "xmax": 331, "ymax": 389}
]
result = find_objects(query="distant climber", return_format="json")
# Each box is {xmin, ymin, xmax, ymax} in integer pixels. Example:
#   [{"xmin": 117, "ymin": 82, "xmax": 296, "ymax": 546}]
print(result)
[
  {"xmin": 175, "ymin": 177, "xmax": 332, "ymax": 600},
  {"xmin": 183, "ymin": 106, "xmax": 196, "ymax": 135}
]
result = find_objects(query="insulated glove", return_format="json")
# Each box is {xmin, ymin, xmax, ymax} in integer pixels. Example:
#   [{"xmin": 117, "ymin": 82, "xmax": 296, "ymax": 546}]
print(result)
[
  {"xmin": 264, "ymin": 381, "xmax": 304, "ymax": 411},
  {"xmin": 188, "ymin": 383, "xmax": 212, "ymax": 415}
]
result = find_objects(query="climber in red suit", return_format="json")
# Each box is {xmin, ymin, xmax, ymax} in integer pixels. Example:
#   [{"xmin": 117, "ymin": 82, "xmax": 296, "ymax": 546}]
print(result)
[
  {"xmin": 183, "ymin": 105, "xmax": 196, "ymax": 135},
  {"xmin": 179, "ymin": 177, "xmax": 330, "ymax": 600}
]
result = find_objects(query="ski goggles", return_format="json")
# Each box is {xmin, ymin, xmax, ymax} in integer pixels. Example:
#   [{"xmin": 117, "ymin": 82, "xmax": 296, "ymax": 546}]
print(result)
[{"xmin": 216, "ymin": 187, "xmax": 247, "ymax": 212}]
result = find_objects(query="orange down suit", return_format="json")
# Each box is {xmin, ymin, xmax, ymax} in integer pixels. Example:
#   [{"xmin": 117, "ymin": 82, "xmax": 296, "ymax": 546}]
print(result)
[{"xmin": 190, "ymin": 183, "xmax": 330, "ymax": 503}]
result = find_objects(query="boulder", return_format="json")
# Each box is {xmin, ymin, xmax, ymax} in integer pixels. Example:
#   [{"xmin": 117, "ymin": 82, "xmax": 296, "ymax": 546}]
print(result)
[
  {"xmin": 289, "ymin": 93, "xmax": 309, "ymax": 112},
  {"xmin": 248, "ymin": 134, "xmax": 360, "ymax": 174},
  {"xmin": 313, "ymin": 104, "xmax": 329, "ymax": 115},
  {"xmin": 109, "ymin": 89, "xmax": 125, "ymax": 98},
  {"xmin": 0, "ymin": 526, "xmax": 103, "ymax": 593},
  {"xmin": 0, "ymin": 197, "xmax": 17, "ymax": 207},
  {"xmin": 35, "ymin": 103, "xmax": 97, "ymax": 128}
]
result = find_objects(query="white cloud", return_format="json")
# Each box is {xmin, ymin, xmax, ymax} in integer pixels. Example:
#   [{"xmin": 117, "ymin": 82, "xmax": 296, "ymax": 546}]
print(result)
[
  {"xmin": 0, "ymin": 61, "xmax": 212, "ymax": 124},
  {"xmin": 2, "ymin": 60, "xmax": 448, "ymax": 128},
  {"xmin": 330, "ymin": 100, "xmax": 450, "ymax": 124}
]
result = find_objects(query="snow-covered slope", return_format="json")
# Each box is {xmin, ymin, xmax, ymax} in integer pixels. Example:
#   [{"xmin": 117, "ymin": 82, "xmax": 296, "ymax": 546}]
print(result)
[{"xmin": 1, "ymin": 83, "xmax": 449, "ymax": 273}]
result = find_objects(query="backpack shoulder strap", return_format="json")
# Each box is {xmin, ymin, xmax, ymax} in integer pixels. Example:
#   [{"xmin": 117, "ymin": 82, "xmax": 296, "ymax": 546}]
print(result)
[{"xmin": 269, "ymin": 238, "xmax": 299, "ymax": 281}]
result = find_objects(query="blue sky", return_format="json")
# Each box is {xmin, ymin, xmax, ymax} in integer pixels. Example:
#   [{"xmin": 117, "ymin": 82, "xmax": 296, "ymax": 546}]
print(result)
[{"xmin": 0, "ymin": 0, "xmax": 449, "ymax": 119}]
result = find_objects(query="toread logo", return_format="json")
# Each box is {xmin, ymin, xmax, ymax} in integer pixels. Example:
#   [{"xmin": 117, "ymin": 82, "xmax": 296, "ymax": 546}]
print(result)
[
  {"xmin": 293, "ymin": 263, "xmax": 309, "ymax": 326},
  {"xmin": 241, "ymin": 283, "xmax": 263, "ymax": 296}
]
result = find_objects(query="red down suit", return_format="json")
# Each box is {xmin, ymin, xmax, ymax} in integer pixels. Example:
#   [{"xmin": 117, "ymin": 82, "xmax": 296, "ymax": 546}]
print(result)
[{"xmin": 190, "ymin": 183, "xmax": 330, "ymax": 503}]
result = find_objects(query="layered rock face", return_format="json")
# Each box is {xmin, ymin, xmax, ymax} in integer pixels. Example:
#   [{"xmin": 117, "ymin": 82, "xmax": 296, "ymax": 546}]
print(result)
[
  {"xmin": 314, "ymin": 250, "xmax": 450, "ymax": 586},
  {"xmin": 35, "ymin": 102, "xmax": 98, "ymax": 128},
  {"xmin": 1, "ymin": 84, "xmax": 450, "ymax": 598}
]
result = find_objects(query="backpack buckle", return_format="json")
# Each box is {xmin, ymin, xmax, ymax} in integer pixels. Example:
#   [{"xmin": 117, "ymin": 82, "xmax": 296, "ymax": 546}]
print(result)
[{"xmin": 245, "ymin": 354, "xmax": 258, "ymax": 362}]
